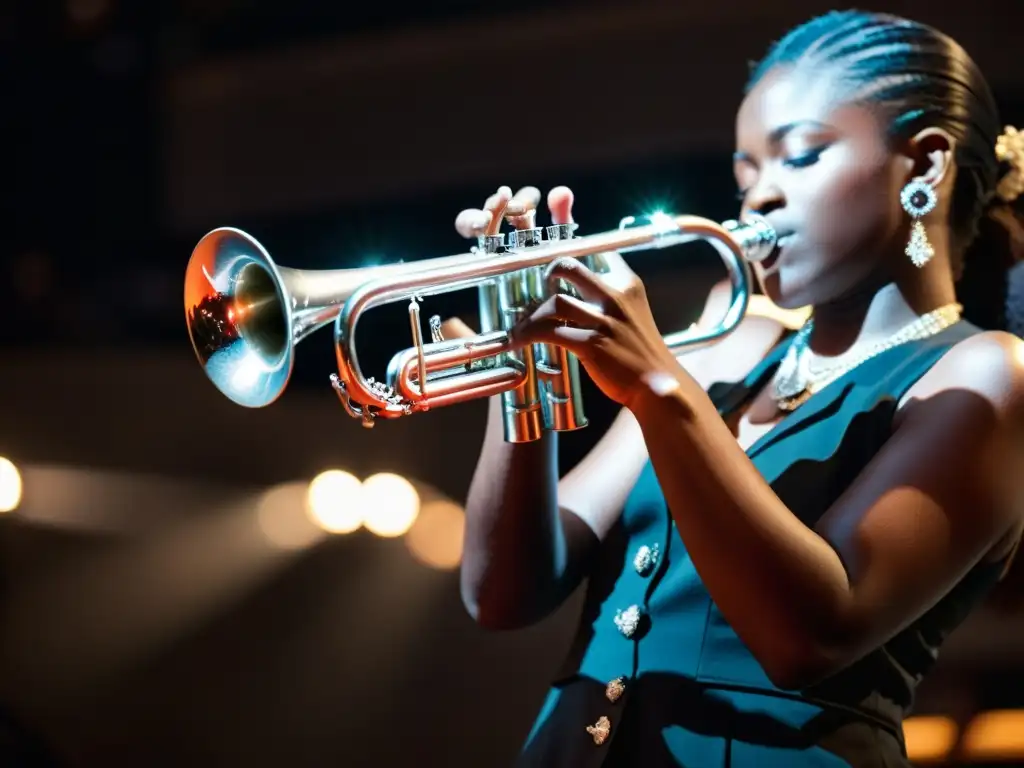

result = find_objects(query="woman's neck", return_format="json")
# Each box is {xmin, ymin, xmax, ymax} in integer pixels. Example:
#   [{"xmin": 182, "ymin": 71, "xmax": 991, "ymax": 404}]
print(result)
[
  {"xmin": 804, "ymin": 222, "xmax": 962, "ymax": 357},
  {"xmin": 807, "ymin": 269, "xmax": 958, "ymax": 358}
]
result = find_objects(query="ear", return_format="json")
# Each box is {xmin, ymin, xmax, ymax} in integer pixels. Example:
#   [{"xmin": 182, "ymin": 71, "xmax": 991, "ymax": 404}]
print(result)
[{"xmin": 905, "ymin": 127, "xmax": 957, "ymax": 191}]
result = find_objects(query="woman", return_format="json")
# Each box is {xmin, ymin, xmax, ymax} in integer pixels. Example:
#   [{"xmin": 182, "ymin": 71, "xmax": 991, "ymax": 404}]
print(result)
[{"xmin": 451, "ymin": 10, "xmax": 1024, "ymax": 766}]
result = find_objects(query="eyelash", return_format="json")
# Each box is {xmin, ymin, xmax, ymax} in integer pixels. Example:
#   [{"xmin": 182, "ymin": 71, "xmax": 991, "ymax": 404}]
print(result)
[
  {"xmin": 735, "ymin": 146, "xmax": 827, "ymax": 201},
  {"xmin": 783, "ymin": 147, "xmax": 825, "ymax": 168}
]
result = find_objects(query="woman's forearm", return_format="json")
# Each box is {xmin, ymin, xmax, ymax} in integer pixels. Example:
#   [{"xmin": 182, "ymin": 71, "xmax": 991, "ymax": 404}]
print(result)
[
  {"xmin": 459, "ymin": 396, "xmax": 576, "ymax": 629},
  {"xmin": 629, "ymin": 374, "xmax": 851, "ymax": 687}
]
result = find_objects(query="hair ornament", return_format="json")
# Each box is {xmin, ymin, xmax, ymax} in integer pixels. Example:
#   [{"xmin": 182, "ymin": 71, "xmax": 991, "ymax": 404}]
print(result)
[{"xmin": 996, "ymin": 125, "xmax": 1024, "ymax": 203}]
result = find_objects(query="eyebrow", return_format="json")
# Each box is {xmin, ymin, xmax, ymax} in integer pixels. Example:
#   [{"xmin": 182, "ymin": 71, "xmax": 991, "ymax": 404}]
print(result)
[{"xmin": 733, "ymin": 119, "xmax": 831, "ymax": 163}]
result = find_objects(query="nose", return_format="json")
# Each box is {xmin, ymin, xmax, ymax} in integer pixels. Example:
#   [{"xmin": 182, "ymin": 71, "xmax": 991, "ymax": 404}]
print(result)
[{"xmin": 742, "ymin": 175, "xmax": 785, "ymax": 218}]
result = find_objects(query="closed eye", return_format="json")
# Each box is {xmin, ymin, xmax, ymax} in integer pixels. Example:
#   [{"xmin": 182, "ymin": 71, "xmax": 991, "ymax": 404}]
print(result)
[
  {"xmin": 783, "ymin": 146, "xmax": 827, "ymax": 169},
  {"xmin": 734, "ymin": 145, "xmax": 827, "ymax": 202}
]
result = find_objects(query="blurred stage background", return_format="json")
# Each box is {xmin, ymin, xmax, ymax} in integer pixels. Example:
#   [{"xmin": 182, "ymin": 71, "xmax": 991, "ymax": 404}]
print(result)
[{"xmin": 4, "ymin": 1, "xmax": 1024, "ymax": 765}]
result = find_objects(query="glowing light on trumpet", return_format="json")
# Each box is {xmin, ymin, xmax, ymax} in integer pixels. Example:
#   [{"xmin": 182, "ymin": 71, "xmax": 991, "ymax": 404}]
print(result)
[
  {"xmin": 648, "ymin": 211, "xmax": 677, "ymax": 234},
  {"xmin": 306, "ymin": 470, "xmax": 364, "ymax": 534},
  {"xmin": 360, "ymin": 473, "xmax": 419, "ymax": 538},
  {"xmin": 0, "ymin": 457, "xmax": 22, "ymax": 513}
]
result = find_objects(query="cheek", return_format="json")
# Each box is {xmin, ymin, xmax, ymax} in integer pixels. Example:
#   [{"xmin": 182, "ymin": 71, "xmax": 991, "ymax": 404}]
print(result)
[{"xmin": 800, "ymin": 152, "xmax": 901, "ymax": 256}]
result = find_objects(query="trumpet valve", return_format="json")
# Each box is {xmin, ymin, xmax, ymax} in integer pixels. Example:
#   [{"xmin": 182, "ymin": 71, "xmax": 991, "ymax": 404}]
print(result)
[
  {"xmin": 475, "ymin": 233, "xmax": 506, "ymax": 254},
  {"xmin": 507, "ymin": 227, "xmax": 545, "ymax": 249},
  {"xmin": 545, "ymin": 223, "xmax": 578, "ymax": 242}
]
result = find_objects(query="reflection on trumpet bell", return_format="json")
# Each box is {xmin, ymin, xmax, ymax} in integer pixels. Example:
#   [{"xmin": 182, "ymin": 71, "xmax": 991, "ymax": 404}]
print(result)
[
  {"xmin": 183, "ymin": 227, "xmax": 487, "ymax": 408},
  {"xmin": 183, "ymin": 212, "xmax": 776, "ymax": 442},
  {"xmin": 184, "ymin": 228, "xmax": 293, "ymax": 408}
]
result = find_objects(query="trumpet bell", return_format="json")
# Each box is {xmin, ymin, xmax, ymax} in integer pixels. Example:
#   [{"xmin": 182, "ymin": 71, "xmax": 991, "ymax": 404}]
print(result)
[{"xmin": 184, "ymin": 227, "xmax": 294, "ymax": 408}]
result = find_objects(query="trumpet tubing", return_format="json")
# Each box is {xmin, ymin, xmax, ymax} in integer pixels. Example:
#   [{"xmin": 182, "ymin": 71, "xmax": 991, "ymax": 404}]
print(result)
[{"xmin": 184, "ymin": 212, "xmax": 776, "ymax": 442}]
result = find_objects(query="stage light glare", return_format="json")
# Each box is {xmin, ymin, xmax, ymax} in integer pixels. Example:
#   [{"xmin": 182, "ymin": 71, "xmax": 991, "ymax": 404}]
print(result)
[
  {"xmin": 360, "ymin": 473, "xmax": 419, "ymax": 538},
  {"xmin": 405, "ymin": 500, "xmax": 464, "ymax": 570},
  {"xmin": 0, "ymin": 457, "xmax": 23, "ymax": 513},
  {"xmin": 306, "ymin": 470, "xmax": 363, "ymax": 534}
]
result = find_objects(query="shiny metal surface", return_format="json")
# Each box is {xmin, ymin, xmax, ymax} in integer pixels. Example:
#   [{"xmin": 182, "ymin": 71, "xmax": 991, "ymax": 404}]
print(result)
[
  {"xmin": 184, "ymin": 213, "xmax": 775, "ymax": 440},
  {"xmin": 183, "ymin": 227, "xmax": 489, "ymax": 408}
]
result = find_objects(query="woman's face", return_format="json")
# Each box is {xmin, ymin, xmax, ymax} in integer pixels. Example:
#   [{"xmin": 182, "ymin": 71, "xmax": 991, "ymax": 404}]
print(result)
[{"xmin": 734, "ymin": 66, "xmax": 910, "ymax": 309}]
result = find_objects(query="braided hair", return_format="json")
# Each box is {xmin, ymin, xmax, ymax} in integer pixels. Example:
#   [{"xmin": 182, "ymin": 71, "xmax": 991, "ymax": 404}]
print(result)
[{"xmin": 746, "ymin": 10, "xmax": 1024, "ymax": 333}]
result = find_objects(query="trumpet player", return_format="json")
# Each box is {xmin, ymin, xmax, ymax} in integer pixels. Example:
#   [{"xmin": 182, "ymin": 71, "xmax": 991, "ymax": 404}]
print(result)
[{"xmin": 453, "ymin": 10, "xmax": 1024, "ymax": 767}]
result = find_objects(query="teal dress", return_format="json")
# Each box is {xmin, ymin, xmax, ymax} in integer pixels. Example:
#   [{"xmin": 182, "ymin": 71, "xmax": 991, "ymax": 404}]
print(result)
[{"xmin": 516, "ymin": 320, "xmax": 1009, "ymax": 767}]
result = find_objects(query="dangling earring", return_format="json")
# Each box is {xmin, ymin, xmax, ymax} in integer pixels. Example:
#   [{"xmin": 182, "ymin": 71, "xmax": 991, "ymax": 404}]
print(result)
[{"xmin": 900, "ymin": 179, "xmax": 938, "ymax": 268}]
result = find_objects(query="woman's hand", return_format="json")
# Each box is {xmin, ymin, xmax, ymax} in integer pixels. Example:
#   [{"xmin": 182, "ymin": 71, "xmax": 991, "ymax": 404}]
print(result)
[
  {"xmin": 510, "ymin": 248, "xmax": 682, "ymax": 411},
  {"xmin": 445, "ymin": 182, "xmax": 572, "ymax": 338},
  {"xmin": 453, "ymin": 183, "xmax": 575, "ymax": 241},
  {"xmin": 451, "ymin": 183, "xmax": 682, "ymax": 410}
]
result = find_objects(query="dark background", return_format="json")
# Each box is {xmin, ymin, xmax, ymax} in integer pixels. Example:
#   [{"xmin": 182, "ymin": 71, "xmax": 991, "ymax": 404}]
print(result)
[{"xmin": 3, "ymin": 1, "xmax": 1024, "ymax": 766}]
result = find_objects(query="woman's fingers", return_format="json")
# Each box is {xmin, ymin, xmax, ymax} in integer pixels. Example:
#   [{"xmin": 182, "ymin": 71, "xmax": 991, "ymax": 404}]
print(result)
[
  {"xmin": 544, "ymin": 257, "xmax": 612, "ymax": 308},
  {"xmin": 455, "ymin": 184, "xmax": 575, "ymax": 238},
  {"xmin": 547, "ymin": 186, "xmax": 574, "ymax": 226},
  {"xmin": 510, "ymin": 317, "xmax": 599, "ymax": 355},
  {"xmin": 506, "ymin": 185, "xmax": 541, "ymax": 229},
  {"xmin": 484, "ymin": 185, "xmax": 514, "ymax": 236},
  {"xmin": 453, "ymin": 185, "xmax": 514, "ymax": 239},
  {"xmin": 454, "ymin": 209, "xmax": 493, "ymax": 239}
]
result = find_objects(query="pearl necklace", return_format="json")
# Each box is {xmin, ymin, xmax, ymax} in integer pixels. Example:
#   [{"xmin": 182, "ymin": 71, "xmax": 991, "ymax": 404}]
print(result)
[{"xmin": 770, "ymin": 303, "xmax": 963, "ymax": 412}]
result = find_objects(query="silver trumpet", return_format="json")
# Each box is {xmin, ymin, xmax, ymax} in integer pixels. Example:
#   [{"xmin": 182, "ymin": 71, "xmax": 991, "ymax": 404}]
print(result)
[{"xmin": 184, "ymin": 212, "xmax": 777, "ymax": 442}]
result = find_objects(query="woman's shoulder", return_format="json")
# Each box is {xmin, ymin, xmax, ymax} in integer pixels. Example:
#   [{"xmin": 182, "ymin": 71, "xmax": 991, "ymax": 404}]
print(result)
[{"xmin": 899, "ymin": 327, "xmax": 1024, "ymax": 413}]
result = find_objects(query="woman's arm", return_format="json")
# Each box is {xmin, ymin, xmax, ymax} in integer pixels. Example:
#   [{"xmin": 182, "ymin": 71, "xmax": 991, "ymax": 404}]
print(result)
[
  {"xmin": 460, "ymin": 393, "xmax": 647, "ymax": 630},
  {"xmin": 629, "ymin": 330, "xmax": 1024, "ymax": 689},
  {"xmin": 508, "ymin": 245, "xmax": 1024, "ymax": 686},
  {"xmin": 454, "ymin": 184, "xmax": 644, "ymax": 628},
  {"xmin": 460, "ymin": 280, "xmax": 787, "ymax": 630}
]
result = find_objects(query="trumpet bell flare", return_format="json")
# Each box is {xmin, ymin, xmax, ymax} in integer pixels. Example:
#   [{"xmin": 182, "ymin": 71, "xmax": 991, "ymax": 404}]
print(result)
[{"xmin": 184, "ymin": 228, "xmax": 294, "ymax": 408}]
